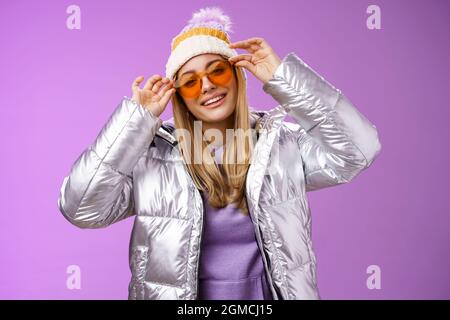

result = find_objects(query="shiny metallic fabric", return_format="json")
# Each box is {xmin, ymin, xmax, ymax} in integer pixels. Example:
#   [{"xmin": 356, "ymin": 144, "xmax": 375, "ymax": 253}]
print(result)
[{"xmin": 58, "ymin": 52, "xmax": 381, "ymax": 300}]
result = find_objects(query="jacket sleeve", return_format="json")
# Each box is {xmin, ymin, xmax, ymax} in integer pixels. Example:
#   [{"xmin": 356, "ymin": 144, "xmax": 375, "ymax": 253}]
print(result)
[
  {"xmin": 262, "ymin": 52, "xmax": 381, "ymax": 192},
  {"xmin": 57, "ymin": 96, "xmax": 163, "ymax": 228}
]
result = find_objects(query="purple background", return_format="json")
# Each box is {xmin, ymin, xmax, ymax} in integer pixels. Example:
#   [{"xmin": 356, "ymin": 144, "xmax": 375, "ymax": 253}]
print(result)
[{"xmin": 1, "ymin": 0, "xmax": 449, "ymax": 299}]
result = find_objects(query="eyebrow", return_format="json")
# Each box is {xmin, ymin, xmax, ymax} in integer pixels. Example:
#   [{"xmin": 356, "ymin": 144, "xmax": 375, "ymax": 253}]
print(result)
[{"xmin": 179, "ymin": 58, "xmax": 224, "ymax": 77}]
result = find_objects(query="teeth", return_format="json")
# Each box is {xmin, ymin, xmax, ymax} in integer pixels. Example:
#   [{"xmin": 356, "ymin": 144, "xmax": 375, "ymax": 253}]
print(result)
[
  {"xmin": 204, "ymin": 95, "xmax": 224, "ymax": 105},
  {"xmin": 204, "ymin": 94, "xmax": 225, "ymax": 106}
]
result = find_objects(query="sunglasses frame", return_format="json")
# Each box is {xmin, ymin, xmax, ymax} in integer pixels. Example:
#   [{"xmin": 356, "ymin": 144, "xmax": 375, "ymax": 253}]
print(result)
[{"xmin": 173, "ymin": 58, "xmax": 234, "ymax": 99}]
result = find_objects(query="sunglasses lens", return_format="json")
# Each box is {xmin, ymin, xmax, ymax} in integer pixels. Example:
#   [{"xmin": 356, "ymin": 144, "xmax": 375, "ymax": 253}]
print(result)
[
  {"xmin": 176, "ymin": 76, "xmax": 201, "ymax": 99},
  {"xmin": 208, "ymin": 61, "xmax": 233, "ymax": 87}
]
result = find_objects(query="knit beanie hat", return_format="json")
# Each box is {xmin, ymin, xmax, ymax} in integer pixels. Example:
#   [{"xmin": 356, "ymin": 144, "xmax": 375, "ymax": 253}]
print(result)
[{"xmin": 165, "ymin": 7, "xmax": 246, "ymax": 82}]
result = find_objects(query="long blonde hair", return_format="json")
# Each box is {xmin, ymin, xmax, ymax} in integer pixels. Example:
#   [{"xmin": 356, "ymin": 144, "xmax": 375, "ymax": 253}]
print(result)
[{"xmin": 171, "ymin": 57, "xmax": 255, "ymax": 215}]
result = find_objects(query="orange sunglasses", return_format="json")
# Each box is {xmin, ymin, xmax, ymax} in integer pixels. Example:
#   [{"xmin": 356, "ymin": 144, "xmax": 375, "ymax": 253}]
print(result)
[{"xmin": 173, "ymin": 59, "xmax": 234, "ymax": 99}]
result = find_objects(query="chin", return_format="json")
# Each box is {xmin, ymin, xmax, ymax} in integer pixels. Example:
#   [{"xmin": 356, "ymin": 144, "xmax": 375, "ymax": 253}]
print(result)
[{"xmin": 196, "ymin": 102, "xmax": 235, "ymax": 123}]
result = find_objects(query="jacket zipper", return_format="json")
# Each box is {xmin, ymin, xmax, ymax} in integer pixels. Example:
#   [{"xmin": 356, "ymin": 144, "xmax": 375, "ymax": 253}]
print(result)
[
  {"xmin": 247, "ymin": 117, "xmax": 281, "ymax": 300},
  {"xmin": 247, "ymin": 201, "xmax": 280, "ymax": 300},
  {"xmin": 193, "ymin": 186, "xmax": 205, "ymax": 300}
]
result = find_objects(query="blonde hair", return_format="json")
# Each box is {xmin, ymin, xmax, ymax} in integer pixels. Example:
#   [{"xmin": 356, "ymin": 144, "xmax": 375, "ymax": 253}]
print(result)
[{"xmin": 171, "ymin": 58, "xmax": 255, "ymax": 215}]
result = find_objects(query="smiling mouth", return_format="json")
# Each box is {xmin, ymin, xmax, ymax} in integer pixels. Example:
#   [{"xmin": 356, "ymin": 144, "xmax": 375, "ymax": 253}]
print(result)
[{"xmin": 201, "ymin": 93, "xmax": 227, "ymax": 108}]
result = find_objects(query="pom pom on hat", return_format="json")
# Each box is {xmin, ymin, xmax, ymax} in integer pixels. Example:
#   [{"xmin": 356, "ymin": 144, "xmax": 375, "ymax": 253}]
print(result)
[{"xmin": 184, "ymin": 7, "xmax": 233, "ymax": 34}]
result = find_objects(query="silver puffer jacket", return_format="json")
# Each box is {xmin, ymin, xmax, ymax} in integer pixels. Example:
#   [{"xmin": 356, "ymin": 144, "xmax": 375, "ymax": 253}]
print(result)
[{"xmin": 58, "ymin": 52, "xmax": 381, "ymax": 300}]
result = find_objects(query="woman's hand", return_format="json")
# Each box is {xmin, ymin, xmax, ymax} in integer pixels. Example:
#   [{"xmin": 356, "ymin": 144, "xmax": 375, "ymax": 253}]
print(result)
[
  {"xmin": 131, "ymin": 75, "xmax": 175, "ymax": 118},
  {"xmin": 227, "ymin": 37, "xmax": 282, "ymax": 85}
]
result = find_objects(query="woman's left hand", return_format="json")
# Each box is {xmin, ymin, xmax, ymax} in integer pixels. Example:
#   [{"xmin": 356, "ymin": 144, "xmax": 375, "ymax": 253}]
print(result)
[{"xmin": 228, "ymin": 37, "xmax": 282, "ymax": 85}]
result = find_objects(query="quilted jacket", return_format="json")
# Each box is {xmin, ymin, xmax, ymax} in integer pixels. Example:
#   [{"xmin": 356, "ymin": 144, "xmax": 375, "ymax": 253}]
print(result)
[{"xmin": 57, "ymin": 52, "xmax": 382, "ymax": 299}]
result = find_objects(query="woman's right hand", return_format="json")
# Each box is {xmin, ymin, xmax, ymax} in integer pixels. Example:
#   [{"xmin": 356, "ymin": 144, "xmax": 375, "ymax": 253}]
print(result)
[{"xmin": 131, "ymin": 75, "xmax": 175, "ymax": 118}]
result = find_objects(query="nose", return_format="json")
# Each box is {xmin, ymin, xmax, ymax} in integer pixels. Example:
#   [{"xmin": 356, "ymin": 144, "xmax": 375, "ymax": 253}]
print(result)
[{"xmin": 201, "ymin": 74, "xmax": 216, "ymax": 94}]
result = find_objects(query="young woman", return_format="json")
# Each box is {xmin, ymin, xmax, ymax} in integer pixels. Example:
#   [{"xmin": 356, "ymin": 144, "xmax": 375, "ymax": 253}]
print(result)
[{"xmin": 58, "ymin": 7, "xmax": 381, "ymax": 300}]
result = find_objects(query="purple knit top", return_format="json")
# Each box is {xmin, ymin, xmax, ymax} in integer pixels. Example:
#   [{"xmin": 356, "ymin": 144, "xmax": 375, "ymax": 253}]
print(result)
[{"xmin": 197, "ymin": 144, "xmax": 273, "ymax": 300}]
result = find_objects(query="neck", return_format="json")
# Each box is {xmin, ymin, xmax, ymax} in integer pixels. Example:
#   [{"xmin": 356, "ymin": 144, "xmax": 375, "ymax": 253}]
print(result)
[{"xmin": 202, "ymin": 112, "xmax": 235, "ymax": 148}]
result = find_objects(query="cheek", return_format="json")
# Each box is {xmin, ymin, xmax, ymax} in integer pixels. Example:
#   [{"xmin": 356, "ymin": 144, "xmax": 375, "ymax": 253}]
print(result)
[
  {"xmin": 183, "ymin": 98, "xmax": 205, "ymax": 119},
  {"xmin": 184, "ymin": 98, "xmax": 198, "ymax": 112}
]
